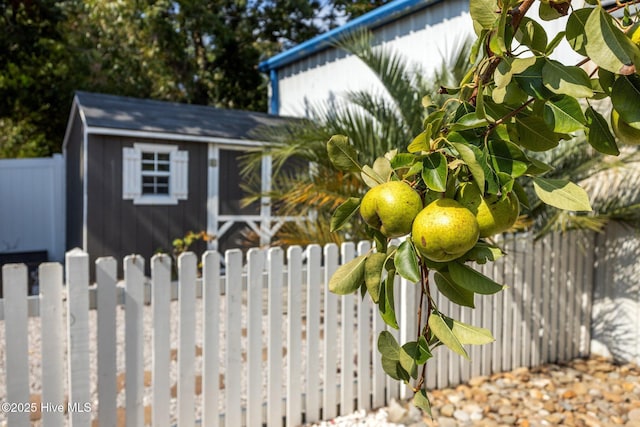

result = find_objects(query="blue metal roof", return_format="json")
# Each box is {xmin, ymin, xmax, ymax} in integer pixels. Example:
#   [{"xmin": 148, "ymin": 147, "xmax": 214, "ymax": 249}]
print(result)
[{"xmin": 259, "ymin": 0, "xmax": 442, "ymax": 72}]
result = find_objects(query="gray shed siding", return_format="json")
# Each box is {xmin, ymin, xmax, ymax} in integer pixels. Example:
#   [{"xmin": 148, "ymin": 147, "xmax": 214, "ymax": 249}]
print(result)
[
  {"xmin": 65, "ymin": 110, "xmax": 84, "ymax": 250},
  {"xmin": 85, "ymin": 134, "xmax": 208, "ymax": 271}
]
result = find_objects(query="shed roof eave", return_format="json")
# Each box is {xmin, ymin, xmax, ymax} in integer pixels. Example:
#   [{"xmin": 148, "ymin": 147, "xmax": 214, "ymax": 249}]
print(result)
[
  {"xmin": 258, "ymin": 0, "xmax": 440, "ymax": 72},
  {"xmin": 85, "ymin": 126, "xmax": 272, "ymax": 148}
]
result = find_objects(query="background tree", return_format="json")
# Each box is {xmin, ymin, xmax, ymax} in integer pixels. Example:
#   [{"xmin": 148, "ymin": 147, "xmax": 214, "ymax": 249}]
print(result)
[{"xmin": 0, "ymin": 0, "xmax": 382, "ymax": 158}]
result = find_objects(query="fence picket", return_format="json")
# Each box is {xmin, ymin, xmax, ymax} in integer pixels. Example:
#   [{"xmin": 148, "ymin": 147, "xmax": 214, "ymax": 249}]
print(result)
[
  {"xmin": 124, "ymin": 255, "xmax": 145, "ymax": 427},
  {"xmin": 151, "ymin": 254, "xmax": 172, "ymax": 427},
  {"xmin": 323, "ymin": 244, "xmax": 339, "ymax": 420},
  {"xmin": 356, "ymin": 241, "xmax": 372, "ymax": 411},
  {"xmin": 202, "ymin": 251, "xmax": 221, "ymax": 427},
  {"xmin": 0, "ymin": 233, "xmax": 607, "ymax": 427},
  {"xmin": 39, "ymin": 263, "xmax": 65, "ymax": 427},
  {"xmin": 224, "ymin": 249, "xmax": 243, "ymax": 426},
  {"xmin": 286, "ymin": 246, "xmax": 303, "ymax": 426},
  {"xmin": 65, "ymin": 249, "xmax": 92, "ymax": 427},
  {"xmin": 305, "ymin": 244, "xmax": 322, "ymax": 422},
  {"xmin": 177, "ymin": 253, "xmax": 197, "ymax": 427},
  {"xmin": 96, "ymin": 258, "xmax": 118, "ymax": 427},
  {"xmin": 246, "ymin": 248, "xmax": 265, "ymax": 427},
  {"xmin": 340, "ymin": 243, "xmax": 356, "ymax": 415},
  {"xmin": 3, "ymin": 264, "xmax": 30, "ymax": 427},
  {"xmin": 267, "ymin": 248, "xmax": 284, "ymax": 427}
]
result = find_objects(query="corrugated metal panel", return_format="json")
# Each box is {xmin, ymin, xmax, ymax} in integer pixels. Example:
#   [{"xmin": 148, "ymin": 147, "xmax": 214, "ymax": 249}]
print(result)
[{"xmin": 276, "ymin": 0, "xmax": 472, "ymax": 117}]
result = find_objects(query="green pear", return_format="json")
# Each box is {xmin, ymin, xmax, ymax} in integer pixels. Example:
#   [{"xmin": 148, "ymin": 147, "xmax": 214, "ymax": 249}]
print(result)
[
  {"xmin": 456, "ymin": 182, "xmax": 520, "ymax": 237},
  {"xmin": 611, "ymin": 109, "xmax": 640, "ymax": 145},
  {"xmin": 411, "ymin": 198, "xmax": 480, "ymax": 262},
  {"xmin": 360, "ymin": 181, "xmax": 423, "ymax": 238}
]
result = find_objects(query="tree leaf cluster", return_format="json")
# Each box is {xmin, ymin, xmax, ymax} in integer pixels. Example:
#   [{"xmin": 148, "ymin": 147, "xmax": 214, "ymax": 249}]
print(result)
[{"xmin": 325, "ymin": 0, "xmax": 640, "ymax": 412}]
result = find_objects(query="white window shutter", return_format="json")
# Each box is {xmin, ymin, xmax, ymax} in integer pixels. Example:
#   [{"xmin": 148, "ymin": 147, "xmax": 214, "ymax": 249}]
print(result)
[
  {"xmin": 122, "ymin": 147, "xmax": 142, "ymax": 199},
  {"xmin": 170, "ymin": 149, "xmax": 189, "ymax": 200}
]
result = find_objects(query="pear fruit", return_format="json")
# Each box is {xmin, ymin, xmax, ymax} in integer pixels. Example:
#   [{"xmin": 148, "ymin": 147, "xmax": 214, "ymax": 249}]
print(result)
[
  {"xmin": 456, "ymin": 182, "xmax": 520, "ymax": 237},
  {"xmin": 611, "ymin": 109, "xmax": 640, "ymax": 145},
  {"xmin": 411, "ymin": 198, "xmax": 480, "ymax": 262},
  {"xmin": 360, "ymin": 181, "xmax": 423, "ymax": 238}
]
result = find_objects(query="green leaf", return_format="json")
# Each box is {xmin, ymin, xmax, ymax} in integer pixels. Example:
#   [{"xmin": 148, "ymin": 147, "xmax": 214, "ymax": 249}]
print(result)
[
  {"xmin": 327, "ymin": 135, "xmax": 361, "ymax": 172},
  {"xmin": 365, "ymin": 252, "xmax": 386, "ymax": 303},
  {"xmin": 488, "ymin": 139, "xmax": 529, "ymax": 178},
  {"xmin": 390, "ymin": 153, "xmax": 415, "ymax": 170},
  {"xmin": 413, "ymin": 389, "xmax": 432, "ymax": 416},
  {"xmin": 515, "ymin": 116, "xmax": 559, "ymax": 151},
  {"xmin": 513, "ymin": 57, "xmax": 554, "ymax": 100},
  {"xmin": 377, "ymin": 330, "xmax": 400, "ymax": 360},
  {"xmin": 585, "ymin": 107, "xmax": 619, "ymax": 155},
  {"xmin": 381, "ymin": 356, "xmax": 409, "ymax": 382},
  {"xmin": 565, "ymin": 8, "xmax": 591, "ymax": 56},
  {"xmin": 450, "ymin": 113, "xmax": 489, "ymax": 131},
  {"xmin": 328, "ymin": 255, "xmax": 367, "ymax": 295},
  {"xmin": 533, "ymin": 178, "xmax": 592, "ymax": 212},
  {"xmin": 449, "ymin": 141, "xmax": 485, "ymax": 194},
  {"xmin": 585, "ymin": 6, "xmax": 640, "ymax": 75},
  {"xmin": 543, "ymin": 96, "xmax": 586, "ymax": 133},
  {"xmin": 450, "ymin": 319, "xmax": 495, "ymax": 345},
  {"xmin": 422, "ymin": 152, "xmax": 448, "ymax": 192},
  {"xmin": 545, "ymin": 30, "xmax": 565, "ymax": 55},
  {"xmin": 448, "ymin": 262, "xmax": 505, "ymax": 295},
  {"xmin": 428, "ymin": 312, "xmax": 469, "ymax": 359},
  {"xmin": 408, "ymin": 131, "xmax": 430, "ymax": 153},
  {"xmin": 611, "ymin": 74, "xmax": 640, "ymax": 130},
  {"xmin": 361, "ymin": 165, "xmax": 386, "ymax": 188},
  {"xmin": 538, "ymin": 1, "xmax": 566, "ymax": 21},
  {"xmin": 542, "ymin": 59, "xmax": 594, "ymax": 98},
  {"xmin": 395, "ymin": 240, "xmax": 421, "ymax": 283},
  {"xmin": 434, "ymin": 271, "xmax": 475, "ymax": 308},
  {"xmin": 423, "ymin": 110, "xmax": 446, "ymax": 138},
  {"xmin": 330, "ymin": 197, "xmax": 361, "ymax": 232},
  {"xmin": 525, "ymin": 156, "xmax": 554, "ymax": 176},
  {"xmin": 512, "ymin": 180, "xmax": 531, "ymax": 210},
  {"xmin": 515, "ymin": 17, "xmax": 548, "ymax": 52},
  {"xmin": 492, "ymin": 81, "xmax": 528, "ymax": 106},
  {"xmin": 379, "ymin": 269, "xmax": 399, "ymax": 329},
  {"xmin": 462, "ymin": 241, "xmax": 505, "ymax": 264},
  {"xmin": 399, "ymin": 340, "xmax": 432, "ymax": 379},
  {"xmin": 470, "ymin": 0, "xmax": 499, "ymax": 29}
]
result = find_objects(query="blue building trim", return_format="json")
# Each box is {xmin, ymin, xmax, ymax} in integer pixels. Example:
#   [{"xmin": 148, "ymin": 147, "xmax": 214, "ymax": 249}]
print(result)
[
  {"xmin": 269, "ymin": 69, "xmax": 279, "ymax": 115},
  {"xmin": 258, "ymin": 0, "xmax": 440, "ymax": 73}
]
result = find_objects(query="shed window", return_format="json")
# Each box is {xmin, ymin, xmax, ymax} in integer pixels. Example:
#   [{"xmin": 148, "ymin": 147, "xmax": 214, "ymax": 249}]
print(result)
[{"xmin": 123, "ymin": 143, "xmax": 188, "ymax": 205}]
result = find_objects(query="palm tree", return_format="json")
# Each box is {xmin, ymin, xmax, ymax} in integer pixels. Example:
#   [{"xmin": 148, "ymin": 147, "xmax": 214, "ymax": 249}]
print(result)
[{"xmin": 242, "ymin": 30, "xmax": 473, "ymax": 246}]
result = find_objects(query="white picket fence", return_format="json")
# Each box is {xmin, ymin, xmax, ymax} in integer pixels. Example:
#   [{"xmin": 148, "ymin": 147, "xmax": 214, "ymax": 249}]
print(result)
[{"xmin": 0, "ymin": 233, "xmax": 593, "ymax": 427}]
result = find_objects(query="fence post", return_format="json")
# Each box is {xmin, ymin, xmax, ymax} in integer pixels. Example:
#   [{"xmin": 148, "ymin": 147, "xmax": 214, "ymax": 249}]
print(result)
[
  {"xmin": 66, "ymin": 248, "xmax": 92, "ymax": 427},
  {"xmin": 305, "ymin": 244, "xmax": 322, "ymax": 423},
  {"xmin": 286, "ymin": 246, "xmax": 303, "ymax": 427},
  {"xmin": 225, "ymin": 249, "xmax": 243, "ymax": 426},
  {"xmin": 3, "ymin": 264, "xmax": 30, "ymax": 427},
  {"xmin": 322, "ymin": 244, "xmax": 339, "ymax": 420}
]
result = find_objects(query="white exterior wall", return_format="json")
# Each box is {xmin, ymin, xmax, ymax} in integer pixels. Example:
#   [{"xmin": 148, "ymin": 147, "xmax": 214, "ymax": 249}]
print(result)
[
  {"xmin": 591, "ymin": 222, "xmax": 640, "ymax": 365},
  {"xmin": 276, "ymin": 0, "xmax": 585, "ymax": 118},
  {"xmin": 0, "ymin": 155, "xmax": 65, "ymax": 261},
  {"xmin": 277, "ymin": 0, "xmax": 473, "ymax": 117}
]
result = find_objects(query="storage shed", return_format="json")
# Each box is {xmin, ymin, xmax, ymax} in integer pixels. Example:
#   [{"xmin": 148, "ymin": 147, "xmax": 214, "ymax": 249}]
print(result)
[{"xmin": 63, "ymin": 91, "xmax": 295, "ymax": 270}]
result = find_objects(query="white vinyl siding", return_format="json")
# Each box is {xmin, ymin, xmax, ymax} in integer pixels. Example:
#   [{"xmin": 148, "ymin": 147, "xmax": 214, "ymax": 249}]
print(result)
[{"xmin": 122, "ymin": 143, "xmax": 188, "ymax": 205}]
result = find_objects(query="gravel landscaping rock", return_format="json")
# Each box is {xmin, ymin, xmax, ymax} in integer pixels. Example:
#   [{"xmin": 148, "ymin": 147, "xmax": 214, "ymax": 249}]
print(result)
[{"xmin": 304, "ymin": 357, "xmax": 640, "ymax": 427}]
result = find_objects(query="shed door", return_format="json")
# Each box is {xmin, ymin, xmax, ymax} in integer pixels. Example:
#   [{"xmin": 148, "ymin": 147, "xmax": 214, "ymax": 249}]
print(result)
[{"xmin": 207, "ymin": 145, "xmax": 270, "ymax": 253}]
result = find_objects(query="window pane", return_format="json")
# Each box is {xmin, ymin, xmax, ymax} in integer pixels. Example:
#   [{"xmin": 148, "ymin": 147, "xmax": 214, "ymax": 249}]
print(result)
[
  {"xmin": 142, "ymin": 176, "xmax": 155, "ymax": 184},
  {"xmin": 142, "ymin": 152, "xmax": 155, "ymax": 161},
  {"xmin": 157, "ymin": 163, "xmax": 170, "ymax": 172},
  {"xmin": 156, "ymin": 185, "xmax": 169, "ymax": 194},
  {"xmin": 142, "ymin": 162, "xmax": 155, "ymax": 171},
  {"xmin": 157, "ymin": 176, "xmax": 169, "ymax": 185},
  {"xmin": 158, "ymin": 153, "xmax": 170, "ymax": 162}
]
